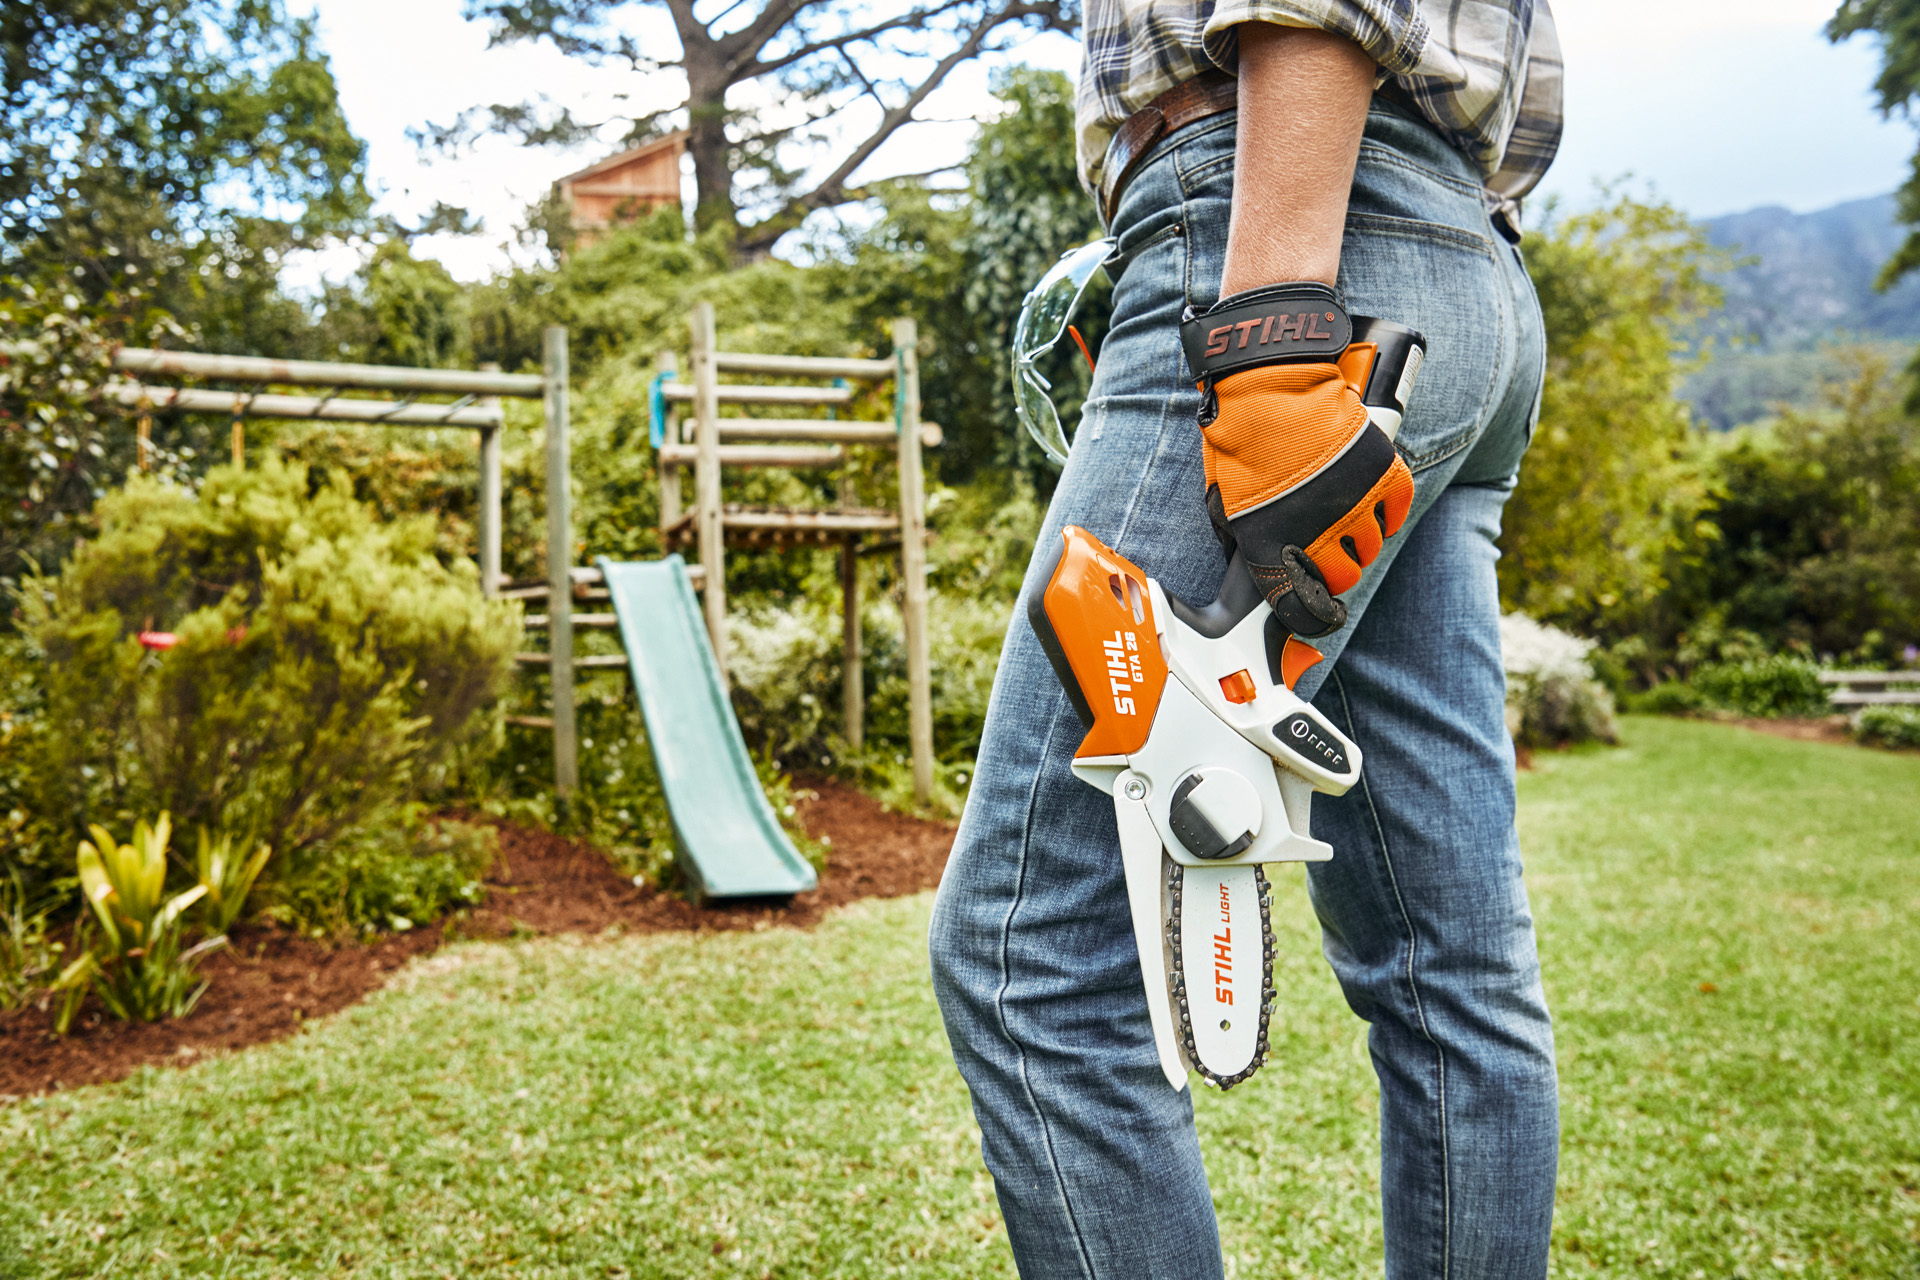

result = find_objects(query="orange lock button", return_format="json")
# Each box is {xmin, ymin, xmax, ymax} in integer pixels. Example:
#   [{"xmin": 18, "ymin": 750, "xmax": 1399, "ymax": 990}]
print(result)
[{"xmin": 1219, "ymin": 669, "xmax": 1258, "ymax": 704}]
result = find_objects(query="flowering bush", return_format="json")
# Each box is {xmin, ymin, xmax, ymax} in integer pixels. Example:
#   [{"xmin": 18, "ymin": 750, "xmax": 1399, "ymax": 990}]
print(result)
[
  {"xmin": 1853, "ymin": 704, "xmax": 1920, "ymax": 750},
  {"xmin": 1500, "ymin": 613, "xmax": 1620, "ymax": 748}
]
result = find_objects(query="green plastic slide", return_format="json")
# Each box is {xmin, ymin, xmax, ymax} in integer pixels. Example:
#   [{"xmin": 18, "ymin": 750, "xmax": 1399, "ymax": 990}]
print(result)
[{"xmin": 596, "ymin": 556, "xmax": 818, "ymax": 900}]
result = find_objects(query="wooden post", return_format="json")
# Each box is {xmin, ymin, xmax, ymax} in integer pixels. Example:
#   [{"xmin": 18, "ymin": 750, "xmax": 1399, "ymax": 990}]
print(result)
[
  {"xmin": 477, "ymin": 363, "xmax": 502, "ymax": 597},
  {"xmin": 544, "ymin": 326, "xmax": 578, "ymax": 797},
  {"xmin": 893, "ymin": 317, "xmax": 933, "ymax": 804},
  {"xmin": 656, "ymin": 349, "xmax": 682, "ymax": 533},
  {"xmin": 230, "ymin": 415, "xmax": 244, "ymax": 468},
  {"xmin": 841, "ymin": 538, "xmax": 863, "ymax": 751},
  {"xmin": 136, "ymin": 414, "xmax": 152, "ymax": 472},
  {"xmin": 691, "ymin": 302, "xmax": 728, "ymax": 685}
]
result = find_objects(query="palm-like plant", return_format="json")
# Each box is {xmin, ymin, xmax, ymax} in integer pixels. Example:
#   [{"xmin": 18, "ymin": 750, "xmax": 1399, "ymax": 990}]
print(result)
[
  {"xmin": 53, "ymin": 814, "xmax": 226, "ymax": 1032},
  {"xmin": 192, "ymin": 828, "xmax": 272, "ymax": 936}
]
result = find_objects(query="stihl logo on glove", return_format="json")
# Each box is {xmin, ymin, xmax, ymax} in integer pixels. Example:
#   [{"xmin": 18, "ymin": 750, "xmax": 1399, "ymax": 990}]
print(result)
[
  {"xmin": 1183, "ymin": 286, "xmax": 1353, "ymax": 376},
  {"xmin": 1200, "ymin": 310, "xmax": 1339, "ymax": 358}
]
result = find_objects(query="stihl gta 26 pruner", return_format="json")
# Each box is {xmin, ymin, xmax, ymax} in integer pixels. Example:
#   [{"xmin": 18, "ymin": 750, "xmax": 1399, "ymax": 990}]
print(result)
[{"xmin": 1028, "ymin": 319, "xmax": 1424, "ymax": 1092}]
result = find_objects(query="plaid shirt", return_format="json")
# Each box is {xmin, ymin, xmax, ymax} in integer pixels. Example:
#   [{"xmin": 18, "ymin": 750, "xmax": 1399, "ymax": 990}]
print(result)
[{"xmin": 1077, "ymin": 0, "xmax": 1563, "ymax": 218}]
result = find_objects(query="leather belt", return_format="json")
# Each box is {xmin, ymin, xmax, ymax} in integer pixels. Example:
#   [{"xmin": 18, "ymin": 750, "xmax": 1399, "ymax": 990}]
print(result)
[
  {"xmin": 1096, "ymin": 72, "xmax": 1433, "ymax": 228},
  {"xmin": 1097, "ymin": 71, "xmax": 1239, "ymax": 228}
]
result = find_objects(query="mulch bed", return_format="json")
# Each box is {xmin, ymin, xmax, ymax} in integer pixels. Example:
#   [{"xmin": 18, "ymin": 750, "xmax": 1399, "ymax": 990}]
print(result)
[
  {"xmin": 0, "ymin": 779, "xmax": 954, "ymax": 1098},
  {"xmin": 1726, "ymin": 714, "xmax": 1855, "ymax": 746}
]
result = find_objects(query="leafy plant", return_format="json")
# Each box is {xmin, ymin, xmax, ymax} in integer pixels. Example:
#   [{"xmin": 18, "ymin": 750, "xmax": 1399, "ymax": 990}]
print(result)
[
  {"xmin": 55, "ymin": 815, "xmax": 225, "ymax": 1032},
  {"xmin": 0, "ymin": 869, "xmax": 65, "ymax": 1011},
  {"xmin": 189, "ymin": 829, "xmax": 272, "ymax": 936},
  {"xmin": 1632, "ymin": 681, "xmax": 1707, "ymax": 715},
  {"xmin": 1853, "ymin": 704, "xmax": 1920, "ymax": 749},
  {"xmin": 1690, "ymin": 655, "xmax": 1830, "ymax": 718},
  {"xmin": 18, "ymin": 461, "xmax": 518, "ymax": 882},
  {"xmin": 271, "ymin": 810, "xmax": 496, "ymax": 937}
]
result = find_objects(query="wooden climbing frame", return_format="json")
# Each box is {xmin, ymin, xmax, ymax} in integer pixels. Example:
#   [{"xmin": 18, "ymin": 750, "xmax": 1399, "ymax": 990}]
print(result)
[{"xmin": 654, "ymin": 302, "xmax": 939, "ymax": 804}]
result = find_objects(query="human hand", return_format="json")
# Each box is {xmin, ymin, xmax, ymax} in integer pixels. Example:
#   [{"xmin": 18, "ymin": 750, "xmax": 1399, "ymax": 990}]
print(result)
[{"xmin": 1183, "ymin": 282, "xmax": 1415, "ymax": 638}]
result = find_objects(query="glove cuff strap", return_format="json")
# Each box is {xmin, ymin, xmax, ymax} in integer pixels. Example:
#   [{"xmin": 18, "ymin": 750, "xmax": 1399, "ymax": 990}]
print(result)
[{"xmin": 1181, "ymin": 283, "xmax": 1352, "ymax": 382}]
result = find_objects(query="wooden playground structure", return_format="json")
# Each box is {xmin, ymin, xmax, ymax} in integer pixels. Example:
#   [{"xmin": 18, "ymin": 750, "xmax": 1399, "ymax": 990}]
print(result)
[
  {"xmin": 647, "ymin": 301, "xmax": 936, "ymax": 800},
  {"xmin": 100, "ymin": 305, "xmax": 939, "ymax": 807}
]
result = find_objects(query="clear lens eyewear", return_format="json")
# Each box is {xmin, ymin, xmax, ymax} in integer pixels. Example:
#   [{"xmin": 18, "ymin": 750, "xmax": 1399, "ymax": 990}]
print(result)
[{"xmin": 1011, "ymin": 237, "xmax": 1117, "ymax": 466}]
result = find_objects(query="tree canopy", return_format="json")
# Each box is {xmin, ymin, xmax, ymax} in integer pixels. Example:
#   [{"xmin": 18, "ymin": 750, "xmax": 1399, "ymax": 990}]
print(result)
[
  {"xmin": 1, "ymin": 0, "xmax": 370, "ymax": 339},
  {"xmin": 1829, "ymin": 0, "xmax": 1920, "ymax": 287},
  {"xmin": 434, "ymin": 0, "xmax": 1077, "ymax": 254},
  {"xmin": 1500, "ymin": 194, "xmax": 1725, "ymax": 628}
]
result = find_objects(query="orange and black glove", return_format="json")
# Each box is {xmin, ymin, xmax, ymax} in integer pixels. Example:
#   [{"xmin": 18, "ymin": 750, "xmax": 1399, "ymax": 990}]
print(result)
[{"xmin": 1181, "ymin": 283, "xmax": 1415, "ymax": 639}]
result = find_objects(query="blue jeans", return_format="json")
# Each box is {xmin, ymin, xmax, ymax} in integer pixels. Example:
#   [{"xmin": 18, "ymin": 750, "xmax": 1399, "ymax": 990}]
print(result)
[{"xmin": 929, "ymin": 100, "xmax": 1558, "ymax": 1279}]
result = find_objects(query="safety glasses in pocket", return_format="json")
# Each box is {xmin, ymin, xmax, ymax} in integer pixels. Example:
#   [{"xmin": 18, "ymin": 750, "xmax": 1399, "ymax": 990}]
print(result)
[{"xmin": 1011, "ymin": 237, "xmax": 1117, "ymax": 466}]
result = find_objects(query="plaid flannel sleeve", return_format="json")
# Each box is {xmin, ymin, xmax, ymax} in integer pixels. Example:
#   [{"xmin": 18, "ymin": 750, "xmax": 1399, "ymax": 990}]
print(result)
[{"xmin": 1200, "ymin": 0, "xmax": 1429, "ymax": 77}]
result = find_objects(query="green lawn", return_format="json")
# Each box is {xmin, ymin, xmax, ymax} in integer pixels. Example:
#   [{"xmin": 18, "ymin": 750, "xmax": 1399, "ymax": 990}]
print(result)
[{"xmin": 2, "ymin": 717, "xmax": 1916, "ymax": 1278}]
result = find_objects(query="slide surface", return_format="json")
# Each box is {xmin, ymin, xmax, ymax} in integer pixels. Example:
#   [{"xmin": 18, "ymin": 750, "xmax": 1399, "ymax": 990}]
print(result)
[{"xmin": 597, "ymin": 556, "xmax": 818, "ymax": 900}]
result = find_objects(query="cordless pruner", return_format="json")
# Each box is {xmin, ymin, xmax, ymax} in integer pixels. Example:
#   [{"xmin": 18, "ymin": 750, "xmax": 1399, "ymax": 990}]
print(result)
[{"xmin": 1028, "ymin": 319, "xmax": 1425, "ymax": 1091}]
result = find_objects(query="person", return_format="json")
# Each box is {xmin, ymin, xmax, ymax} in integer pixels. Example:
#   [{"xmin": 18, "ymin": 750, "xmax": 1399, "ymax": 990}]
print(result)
[{"xmin": 927, "ymin": 2, "xmax": 1565, "ymax": 1277}]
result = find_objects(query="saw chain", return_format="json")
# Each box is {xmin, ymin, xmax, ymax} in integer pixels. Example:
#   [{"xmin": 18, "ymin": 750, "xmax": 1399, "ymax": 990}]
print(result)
[{"xmin": 1168, "ymin": 862, "xmax": 1276, "ymax": 1090}]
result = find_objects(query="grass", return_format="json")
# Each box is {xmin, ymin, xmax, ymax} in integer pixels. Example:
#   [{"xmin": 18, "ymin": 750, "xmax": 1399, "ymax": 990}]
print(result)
[{"xmin": 1, "ymin": 716, "xmax": 1915, "ymax": 1278}]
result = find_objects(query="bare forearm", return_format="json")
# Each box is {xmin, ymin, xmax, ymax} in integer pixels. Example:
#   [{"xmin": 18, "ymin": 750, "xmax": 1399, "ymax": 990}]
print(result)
[{"xmin": 1219, "ymin": 24, "xmax": 1375, "ymax": 293}]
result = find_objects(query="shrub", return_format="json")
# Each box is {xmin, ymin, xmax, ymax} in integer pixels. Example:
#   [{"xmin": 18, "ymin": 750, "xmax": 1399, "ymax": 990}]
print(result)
[
  {"xmin": 270, "ymin": 810, "xmax": 496, "ymax": 936},
  {"xmin": 0, "ymin": 633, "xmax": 62, "ymax": 901},
  {"xmin": 0, "ymin": 869, "xmax": 63, "ymax": 1011},
  {"xmin": 722, "ymin": 589, "xmax": 1012, "ymax": 813},
  {"xmin": 1853, "ymin": 705, "xmax": 1920, "ymax": 749},
  {"xmin": 1500, "ymin": 613, "xmax": 1620, "ymax": 748},
  {"xmin": 17, "ymin": 462, "xmax": 519, "ymax": 890},
  {"xmin": 1633, "ymin": 681, "xmax": 1706, "ymax": 715},
  {"xmin": 55, "ymin": 816, "xmax": 224, "ymax": 1032},
  {"xmin": 1690, "ymin": 654, "xmax": 1830, "ymax": 718}
]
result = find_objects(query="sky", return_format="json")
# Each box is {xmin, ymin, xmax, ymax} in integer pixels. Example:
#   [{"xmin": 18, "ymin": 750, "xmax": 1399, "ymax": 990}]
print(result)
[{"xmin": 296, "ymin": 0, "xmax": 1918, "ymax": 287}]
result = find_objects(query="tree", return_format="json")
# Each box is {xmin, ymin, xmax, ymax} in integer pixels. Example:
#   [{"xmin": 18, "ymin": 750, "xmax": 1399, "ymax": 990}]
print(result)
[
  {"xmin": 320, "ymin": 242, "xmax": 475, "ymax": 370},
  {"xmin": 1666, "ymin": 351, "xmax": 1920, "ymax": 662},
  {"xmin": 1826, "ymin": 1, "xmax": 1920, "ymax": 410},
  {"xmin": 438, "ymin": 0, "xmax": 1077, "ymax": 254},
  {"xmin": 959, "ymin": 66, "xmax": 1104, "ymax": 486},
  {"xmin": 1829, "ymin": 1, "xmax": 1920, "ymax": 287},
  {"xmin": 1, "ymin": 0, "xmax": 370, "ymax": 340},
  {"xmin": 1500, "ymin": 194, "xmax": 1724, "ymax": 629},
  {"xmin": 0, "ymin": 280, "xmax": 180, "ymax": 586},
  {"xmin": 805, "ymin": 68, "xmax": 1100, "ymax": 484}
]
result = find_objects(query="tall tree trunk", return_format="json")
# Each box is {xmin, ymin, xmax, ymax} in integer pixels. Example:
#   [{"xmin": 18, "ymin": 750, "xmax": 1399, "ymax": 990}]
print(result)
[{"xmin": 681, "ymin": 56, "xmax": 739, "ymax": 238}]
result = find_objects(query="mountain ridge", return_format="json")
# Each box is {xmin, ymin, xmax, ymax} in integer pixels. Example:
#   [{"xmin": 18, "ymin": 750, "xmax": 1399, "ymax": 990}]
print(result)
[
  {"xmin": 1671, "ymin": 193, "xmax": 1920, "ymax": 427},
  {"xmin": 1701, "ymin": 192, "xmax": 1920, "ymax": 349}
]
